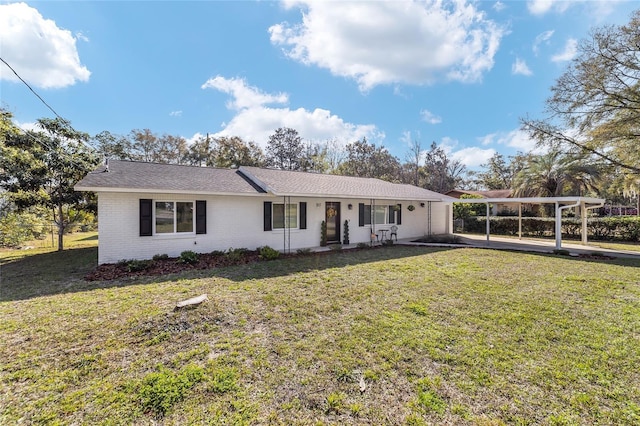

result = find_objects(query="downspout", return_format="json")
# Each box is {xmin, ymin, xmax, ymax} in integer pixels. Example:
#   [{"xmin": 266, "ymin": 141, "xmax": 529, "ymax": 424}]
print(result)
[{"xmin": 584, "ymin": 200, "xmax": 605, "ymax": 245}]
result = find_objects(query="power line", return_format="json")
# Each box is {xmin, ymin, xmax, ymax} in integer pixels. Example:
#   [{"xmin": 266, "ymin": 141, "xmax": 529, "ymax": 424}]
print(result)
[
  {"xmin": 1, "ymin": 56, "xmax": 101, "ymax": 159},
  {"xmin": 0, "ymin": 57, "xmax": 70, "ymax": 126}
]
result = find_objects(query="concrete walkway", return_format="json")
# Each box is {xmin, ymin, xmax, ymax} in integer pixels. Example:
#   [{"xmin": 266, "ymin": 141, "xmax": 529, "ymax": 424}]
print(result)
[
  {"xmin": 309, "ymin": 235, "xmax": 640, "ymax": 260},
  {"xmin": 403, "ymin": 234, "xmax": 640, "ymax": 260}
]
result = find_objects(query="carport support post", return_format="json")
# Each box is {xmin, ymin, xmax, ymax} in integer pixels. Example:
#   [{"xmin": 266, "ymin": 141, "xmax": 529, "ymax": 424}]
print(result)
[
  {"xmin": 581, "ymin": 201, "xmax": 587, "ymax": 245},
  {"xmin": 485, "ymin": 201, "xmax": 490, "ymax": 245},
  {"xmin": 518, "ymin": 203, "xmax": 522, "ymax": 240},
  {"xmin": 555, "ymin": 201, "xmax": 561, "ymax": 250}
]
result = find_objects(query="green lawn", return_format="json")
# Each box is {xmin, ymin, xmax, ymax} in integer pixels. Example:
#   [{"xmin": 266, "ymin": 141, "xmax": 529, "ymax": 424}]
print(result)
[{"xmin": 1, "ymin": 238, "xmax": 639, "ymax": 425}]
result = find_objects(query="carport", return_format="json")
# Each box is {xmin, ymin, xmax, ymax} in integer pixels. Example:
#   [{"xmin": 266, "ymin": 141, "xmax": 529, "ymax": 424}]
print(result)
[{"xmin": 453, "ymin": 196, "xmax": 605, "ymax": 249}]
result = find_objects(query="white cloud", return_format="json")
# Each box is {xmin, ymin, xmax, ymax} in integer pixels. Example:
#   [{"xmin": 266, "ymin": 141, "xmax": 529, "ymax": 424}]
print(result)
[
  {"xmin": 551, "ymin": 38, "xmax": 578, "ymax": 62},
  {"xmin": 493, "ymin": 2, "xmax": 506, "ymax": 12},
  {"xmin": 533, "ymin": 30, "xmax": 554, "ymax": 55},
  {"xmin": 420, "ymin": 109, "xmax": 442, "ymax": 124},
  {"xmin": 270, "ymin": 1, "xmax": 504, "ymax": 91},
  {"xmin": 169, "ymin": 110, "xmax": 183, "ymax": 117},
  {"xmin": 201, "ymin": 76, "xmax": 288, "ymax": 110},
  {"xmin": 492, "ymin": 129, "xmax": 547, "ymax": 154},
  {"xmin": 15, "ymin": 120, "xmax": 39, "ymax": 132},
  {"xmin": 527, "ymin": 0, "xmax": 570, "ymax": 16},
  {"xmin": 512, "ymin": 58, "xmax": 533, "ymax": 76},
  {"xmin": 451, "ymin": 146, "xmax": 496, "ymax": 168},
  {"xmin": 202, "ymin": 76, "xmax": 381, "ymax": 146},
  {"xmin": 433, "ymin": 136, "xmax": 495, "ymax": 168},
  {"xmin": 0, "ymin": 2, "xmax": 90, "ymax": 88}
]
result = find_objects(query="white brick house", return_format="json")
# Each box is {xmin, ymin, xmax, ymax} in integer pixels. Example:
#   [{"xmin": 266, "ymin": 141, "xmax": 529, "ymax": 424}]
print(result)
[{"xmin": 75, "ymin": 160, "xmax": 454, "ymax": 264}]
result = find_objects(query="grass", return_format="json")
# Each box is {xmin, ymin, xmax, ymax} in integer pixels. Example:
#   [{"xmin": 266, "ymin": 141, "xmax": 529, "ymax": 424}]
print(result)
[
  {"xmin": 1, "ymin": 236, "xmax": 640, "ymax": 424},
  {"xmin": 589, "ymin": 241, "xmax": 640, "ymax": 253}
]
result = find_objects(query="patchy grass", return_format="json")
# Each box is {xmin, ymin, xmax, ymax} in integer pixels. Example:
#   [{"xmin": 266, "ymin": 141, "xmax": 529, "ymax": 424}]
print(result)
[
  {"xmin": 589, "ymin": 241, "xmax": 640, "ymax": 253},
  {"xmin": 0, "ymin": 232, "xmax": 98, "ymax": 300},
  {"xmin": 1, "ymin": 242, "xmax": 640, "ymax": 424}
]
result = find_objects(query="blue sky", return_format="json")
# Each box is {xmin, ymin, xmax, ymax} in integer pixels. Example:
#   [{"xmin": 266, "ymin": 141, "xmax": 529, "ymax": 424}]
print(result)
[{"xmin": 1, "ymin": 0, "xmax": 638, "ymax": 169}]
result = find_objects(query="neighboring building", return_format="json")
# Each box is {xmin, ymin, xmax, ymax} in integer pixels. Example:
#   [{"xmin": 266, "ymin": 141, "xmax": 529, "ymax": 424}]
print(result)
[
  {"xmin": 445, "ymin": 189, "xmax": 518, "ymax": 215},
  {"xmin": 75, "ymin": 160, "xmax": 455, "ymax": 264}
]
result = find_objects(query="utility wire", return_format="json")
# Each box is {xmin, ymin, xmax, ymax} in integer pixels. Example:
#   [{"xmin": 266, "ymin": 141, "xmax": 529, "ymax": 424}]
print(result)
[
  {"xmin": 0, "ymin": 56, "xmax": 99, "ymax": 156},
  {"xmin": 0, "ymin": 56, "xmax": 71, "ymax": 126}
]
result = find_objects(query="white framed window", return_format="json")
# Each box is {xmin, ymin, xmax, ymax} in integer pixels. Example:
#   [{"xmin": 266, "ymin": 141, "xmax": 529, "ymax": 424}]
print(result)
[
  {"xmin": 363, "ymin": 205, "xmax": 398, "ymax": 225},
  {"xmin": 155, "ymin": 201, "xmax": 194, "ymax": 234},
  {"xmin": 273, "ymin": 203, "xmax": 298, "ymax": 229}
]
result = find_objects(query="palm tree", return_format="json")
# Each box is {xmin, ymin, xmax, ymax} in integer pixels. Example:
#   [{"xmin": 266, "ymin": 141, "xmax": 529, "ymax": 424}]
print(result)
[{"xmin": 513, "ymin": 150, "xmax": 601, "ymax": 214}]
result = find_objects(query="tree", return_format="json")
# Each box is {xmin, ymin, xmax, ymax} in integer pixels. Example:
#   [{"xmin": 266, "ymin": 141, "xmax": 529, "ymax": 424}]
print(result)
[
  {"xmin": 129, "ymin": 129, "xmax": 158, "ymax": 163},
  {"xmin": 301, "ymin": 142, "xmax": 329, "ymax": 173},
  {"xmin": 404, "ymin": 139, "xmax": 423, "ymax": 186},
  {"xmin": 211, "ymin": 136, "xmax": 265, "ymax": 168},
  {"xmin": 521, "ymin": 10, "xmax": 640, "ymax": 174},
  {"xmin": 512, "ymin": 149, "xmax": 601, "ymax": 199},
  {"xmin": 421, "ymin": 142, "xmax": 467, "ymax": 193},
  {"xmin": 0, "ymin": 113, "xmax": 99, "ymax": 250},
  {"xmin": 91, "ymin": 130, "xmax": 134, "ymax": 160},
  {"xmin": 338, "ymin": 138, "xmax": 401, "ymax": 182},
  {"xmin": 266, "ymin": 127, "xmax": 305, "ymax": 170},
  {"xmin": 474, "ymin": 152, "xmax": 525, "ymax": 190},
  {"xmin": 186, "ymin": 134, "xmax": 216, "ymax": 167}
]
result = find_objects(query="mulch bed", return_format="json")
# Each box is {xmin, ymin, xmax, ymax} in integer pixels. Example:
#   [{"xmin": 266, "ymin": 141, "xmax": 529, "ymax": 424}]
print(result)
[{"xmin": 85, "ymin": 251, "xmax": 263, "ymax": 281}]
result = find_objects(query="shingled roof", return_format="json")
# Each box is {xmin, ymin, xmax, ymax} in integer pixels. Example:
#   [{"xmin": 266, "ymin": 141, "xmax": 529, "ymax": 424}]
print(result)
[
  {"xmin": 239, "ymin": 166, "xmax": 451, "ymax": 201},
  {"xmin": 74, "ymin": 160, "xmax": 263, "ymax": 195},
  {"xmin": 75, "ymin": 160, "xmax": 453, "ymax": 201}
]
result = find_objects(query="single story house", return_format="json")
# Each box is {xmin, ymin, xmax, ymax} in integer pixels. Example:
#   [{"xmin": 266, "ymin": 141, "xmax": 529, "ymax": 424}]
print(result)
[{"xmin": 75, "ymin": 160, "xmax": 455, "ymax": 264}]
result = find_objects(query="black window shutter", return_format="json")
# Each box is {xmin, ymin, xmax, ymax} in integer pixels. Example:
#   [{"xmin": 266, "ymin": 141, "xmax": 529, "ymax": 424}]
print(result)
[
  {"xmin": 264, "ymin": 201, "xmax": 272, "ymax": 231},
  {"xmin": 299, "ymin": 202, "xmax": 307, "ymax": 229},
  {"xmin": 196, "ymin": 200, "xmax": 206, "ymax": 234},
  {"xmin": 388, "ymin": 205, "xmax": 394, "ymax": 224},
  {"xmin": 358, "ymin": 203, "xmax": 365, "ymax": 227},
  {"xmin": 397, "ymin": 204, "xmax": 402, "ymax": 225},
  {"xmin": 140, "ymin": 199, "xmax": 152, "ymax": 236}
]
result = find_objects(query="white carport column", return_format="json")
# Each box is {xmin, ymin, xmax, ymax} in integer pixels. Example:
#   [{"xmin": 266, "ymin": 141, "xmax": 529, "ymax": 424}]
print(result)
[
  {"xmin": 485, "ymin": 201, "xmax": 490, "ymax": 244},
  {"xmin": 555, "ymin": 201, "xmax": 561, "ymax": 250},
  {"xmin": 581, "ymin": 201, "xmax": 587, "ymax": 245}
]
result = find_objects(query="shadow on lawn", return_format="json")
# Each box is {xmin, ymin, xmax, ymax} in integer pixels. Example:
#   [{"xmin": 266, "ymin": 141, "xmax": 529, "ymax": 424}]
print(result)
[{"xmin": 2, "ymin": 244, "xmax": 639, "ymax": 302}]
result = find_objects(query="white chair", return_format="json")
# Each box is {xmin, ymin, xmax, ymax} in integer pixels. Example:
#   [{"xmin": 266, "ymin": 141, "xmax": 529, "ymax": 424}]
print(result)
[{"xmin": 390, "ymin": 225, "xmax": 398, "ymax": 241}]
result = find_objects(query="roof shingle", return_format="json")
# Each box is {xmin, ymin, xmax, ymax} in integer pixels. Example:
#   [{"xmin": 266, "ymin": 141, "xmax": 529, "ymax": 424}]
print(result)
[{"xmin": 75, "ymin": 160, "xmax": 453, "ymax": 201}]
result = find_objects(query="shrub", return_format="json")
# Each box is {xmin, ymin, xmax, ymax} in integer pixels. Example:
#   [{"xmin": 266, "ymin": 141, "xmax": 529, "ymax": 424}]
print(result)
[
  {"xmin": 258, "ymin": 245, "xmax": 280, "ymax": 260},
  {"xmin": 152, "ymin": 253, "xmax": 169, "ymax": 261},
  {"xmin": 226, "ymin": 247, "xmax": 249, "ymax": 263},
  {"xmin": 117, "ymin": 259, "xmax": 152, "ymax": 272},
  {"xmin": 178, "ymin": 250, "xmax": 199, "ymax": 264},
  {"xmin": 356, "ymin": 242, "xmax": 369, "ymax": 249},
  {"xmin": 382, "ymin": 239, "xmax": 394, "ymax": 246},
  {"xmin": 320, "ymin": 220, "xmax": 327, "ymax": 246}
]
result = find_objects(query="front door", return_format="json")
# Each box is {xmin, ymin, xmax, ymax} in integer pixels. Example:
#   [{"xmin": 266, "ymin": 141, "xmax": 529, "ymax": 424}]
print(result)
[{"xmin": 325, "ymin": 202, "xmax": 341, "ymax": 243}]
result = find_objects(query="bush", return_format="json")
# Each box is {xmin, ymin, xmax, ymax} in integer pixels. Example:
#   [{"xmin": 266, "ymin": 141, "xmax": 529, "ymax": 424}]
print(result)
[
  {"xmin": 178, "ymin": 250, "xmax": 199, "ymax": 264},
  {"xmin": 356, "ymin": 242, "xmax": 370, "ymax": 249},
  {"xmin": 117, "ymin": 259, "xmax": 152, "ymax": 272},
  {"xmin": 461, "ymin": 216, "xmax": 640, "ymax": 242},
  {"xmin": 152, "ymin": 253, "xmax": 169, "ymax": 261},
  {"xmin": 0, "ymin": 211, "xmax": 47, "ymax": 247},
  {"xmin": 258, "ymin": 245, "xmax": 280, "ymax": 260},
  {"xmin": 226, "ymin": 247, "xmax": 249, "ymax": 263}
]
